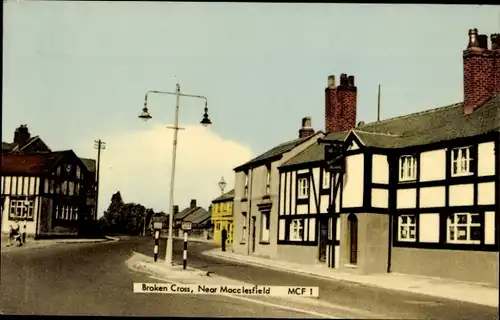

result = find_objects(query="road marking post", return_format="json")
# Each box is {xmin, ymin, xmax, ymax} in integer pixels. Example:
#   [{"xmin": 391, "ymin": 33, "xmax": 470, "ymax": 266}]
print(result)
[
  {"xmin": 183, "ymin": 231, "xmax": 188, "ymax": 270},
  {"xmin": 154, "ymin": 230, "xmax": 160, "ymax": 262}
]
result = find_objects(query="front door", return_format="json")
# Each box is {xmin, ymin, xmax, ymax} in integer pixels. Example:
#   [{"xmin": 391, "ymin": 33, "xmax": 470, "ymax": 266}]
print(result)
[
  {"xmin": 318, "ymin": 217, "xmax": 328, "ymax": 262},
  {"xmin": 348, "ymin": 214, "xmax": 358, "ymax": 265},
  {"xmin": 251, "ymin": 217, "xmax": 256, "ymax": 253}
]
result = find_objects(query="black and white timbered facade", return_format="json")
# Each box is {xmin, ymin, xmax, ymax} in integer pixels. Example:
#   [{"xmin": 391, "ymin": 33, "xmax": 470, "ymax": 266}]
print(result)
[
  {"xmin": 272, "ymin": 28, "xmax": 500, "ymax": 285},
  {"xmin": 1, "ymin": 150, "xmax": 92, "ymax": 239}
]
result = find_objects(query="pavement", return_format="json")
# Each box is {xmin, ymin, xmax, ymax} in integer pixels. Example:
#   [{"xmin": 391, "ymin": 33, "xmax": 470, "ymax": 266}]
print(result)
[
  {"xmin": 0, "ymin": 237, "xmax": 333, "ymax": 318},
  {"xmin": 1, "ymin": 234, "xmax": 112, "ymax": 253},
  {"xmin": 202, "ymin": 248, "xmax": 499, "ymax": 308},
  {"xmin": 133, "ymin": 238, "xmax": 499, "ymax": 320}
]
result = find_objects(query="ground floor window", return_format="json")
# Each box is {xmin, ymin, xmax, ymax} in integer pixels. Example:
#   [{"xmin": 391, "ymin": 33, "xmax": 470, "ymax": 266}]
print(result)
[
  {"xmin": 9, "ymin": 196, "xmax": 35, "ymax": 220},
  {"xmin": 260, "ymin": 211, "xmax": 270, "ymax": 242},
  {"xmin": 447, "ymin": 212, "xmax": 481, "ymax": 244},
  {"xmin": 289, "ymin": 219, "xmax": 304, "ymax": 241},
  {"xmin": 55, "ymin": 204, "xmax": 79, "ymax": 221},
  {"xmin": 398, "ymin": 214, "xmax": 416, "ymax": 242},
  {"xmin": 241, "ymin": 212, "xmax": 247, "ymax": 241}
]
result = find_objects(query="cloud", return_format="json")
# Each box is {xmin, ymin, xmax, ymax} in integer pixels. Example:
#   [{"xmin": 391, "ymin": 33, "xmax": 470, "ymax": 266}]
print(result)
[{"xmin": 76, "ymin": 124, "xmax": 253, "ymax": 217}]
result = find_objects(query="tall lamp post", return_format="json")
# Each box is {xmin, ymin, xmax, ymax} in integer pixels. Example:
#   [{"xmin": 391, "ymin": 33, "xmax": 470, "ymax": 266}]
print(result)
[
  {"xmin": 218, "ymin": 176, "xmax": 226, "ymax": 195},
  {"xmin": 139, "ymin": 82, "xmax": 212, "ymax": 267}
]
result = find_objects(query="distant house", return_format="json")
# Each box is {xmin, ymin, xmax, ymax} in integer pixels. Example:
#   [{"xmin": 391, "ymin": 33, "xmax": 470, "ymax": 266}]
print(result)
[
  {"xmin": 211, "ymin": 189, "xmax": 235, "ymax": 246},
  {"xmin": 2, "ymin": 125, "xmax": 52, "ymax": 154},
  {"xmin": 173, "ymin": 199, "xmax": 211, "ymax": 237},
  {"xmin": 1, "ymin": 150, "xmax": 93, "ymax": 238},
  {"xmin": 2, "ymin": 124, "xmax": 99, "ymax": 224}
]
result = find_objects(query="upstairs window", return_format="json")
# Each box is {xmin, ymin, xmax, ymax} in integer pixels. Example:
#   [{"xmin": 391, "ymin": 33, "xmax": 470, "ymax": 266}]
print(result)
[
  {"xmin": 297, "ymin": 177, "xmax": 309, "ymax": 199},
  {"xmin": 451, "ymin": 147, "xmax": 473, "ymax": 177},
  {"xmin": 265, "ymin": 166, "xmax": 271, "ymax": 195},
  {"xmin": 447, "ymin": 213, "xmax": 481, "ymax": 244},
  {"xmin": 244, "ymin": 172, "xmax": 249, "ymax": 197},
  {"xmin": 322, "ymin": 170, "xmax": 330, "ymax": 189},
  {"xmin": 399, "ymin": 155, "xmax": 417, "ymax": 182}
]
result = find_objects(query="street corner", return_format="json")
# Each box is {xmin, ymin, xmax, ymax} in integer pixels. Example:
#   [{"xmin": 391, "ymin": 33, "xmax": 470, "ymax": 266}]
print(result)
[
  {"xmin": 1, "ymin": 239, "xmax": 61, "ymax": 253},
  {"xmin": 54, "ymin": 238, "xmax": 112, "ymax": 244}
]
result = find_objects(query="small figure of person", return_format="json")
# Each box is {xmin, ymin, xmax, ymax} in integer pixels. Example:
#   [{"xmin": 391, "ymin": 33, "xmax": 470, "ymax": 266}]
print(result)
[
  {"xmin": 221, "ymin": 227, "xmax": 227, "ymax": 252},
  {"xmin": 7, "ymin": 224, "xmax": 13, "ymax": 247},
  {"xmin": 22, "ymin": 220, "xmax": 27, "ymax": 244}
]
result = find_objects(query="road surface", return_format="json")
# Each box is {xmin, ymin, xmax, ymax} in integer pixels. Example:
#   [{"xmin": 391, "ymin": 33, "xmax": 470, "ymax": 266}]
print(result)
[
  {"xmin": 134, "ymin": 237, "xmax": 498, "ymax": 320},
  {"xmin": 0, "ymin": 239, "xmax": 324, "ymax": 317}
]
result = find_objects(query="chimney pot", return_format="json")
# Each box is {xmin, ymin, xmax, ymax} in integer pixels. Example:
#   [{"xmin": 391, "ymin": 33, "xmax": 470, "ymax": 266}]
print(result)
[
  {"xmin": 173, "ymin": 205, "xmax": 179, "ymax": 214},
  {"xmin": 491, "ymin": 34, "xmax": 500, "ymax": 50},
  {"xmin": 327, "ymin": 75, "xmax": 335, "ymax": 88},
  {"xmin": 347, "ymin": 75, "xmax": 355, "ymax": 86},
  {"xmin": 478, "ymin": 34, "xmax": 488, "ymax": 49},
  {"xmin": 468, "ymin": 28, "xmax": 480, "ymax": 48},
  {"xmin": 298, "ymin": 117, "xmax": 314, "ymax": 138},
  {"xmin": 190, "ymin": 199, "xmax": 197, "ymax": 208},
  {"xmin": 13, "ymin": 124, "xmax": 31, "ymax": 148},
  {"xmin": 340, "ymin": 73, "xmax": 348, "ymax": 86}
]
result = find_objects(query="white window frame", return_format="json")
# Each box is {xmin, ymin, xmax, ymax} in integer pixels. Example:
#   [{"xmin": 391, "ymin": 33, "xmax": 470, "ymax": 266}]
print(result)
[
  {"xmin": 297, "ymin": 177, "xmax": 309, "ymax": 199},
  {"xmin": 398, "ymin": 214, "xmax": 416, "ymax": 242},
  {"xmin": 399, "ymin": 155, "xmax": 417, "ymax": 182},
  {"xmin": 9, "ymin": 198, "xmax": 35, "ymax": 220},
  {"xmin": 244, "ymin": 172, "xmax": 249, "ymax": 197},
  {"xmin": 451, "ymin": 146, "xmax": 473, "ymax": 177},
  {"xmin": 265, "ymin": 167, "xmax": 271, "ymax": 195},
  {"xmin": 322, "ymin": 170, "xmax": 330, "ymax": 189},
  {"xmin": 447, "ymin": 212, "xmax": 481, "ymax": 244},
  {"xmin": 289, "ymin": 219, "xmax": 304, "ymax": 241},
  {"xmin": 241, "ymin": 212, "xmax": 247, "ymax": 241},
  {"xmin": 260, "ymin": 211, "xmax": 270, "ymax": 242}
]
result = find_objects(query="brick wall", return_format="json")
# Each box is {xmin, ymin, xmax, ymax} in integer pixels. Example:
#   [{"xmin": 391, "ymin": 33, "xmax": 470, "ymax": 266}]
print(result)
[
  {"xmin": 325, "ymin": 74, "xmax": 357, "ymax": 133},
  {"xmin": 463, "ymin": 29, "xmax": 500, "ymax": 114}
]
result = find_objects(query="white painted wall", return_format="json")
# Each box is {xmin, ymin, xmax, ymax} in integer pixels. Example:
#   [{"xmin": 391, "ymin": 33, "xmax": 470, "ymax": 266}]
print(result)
[
  {"xmin": 309, "ymin": 217, "xmax": 316, "ymax": 240},
  {"xmin": 420, "ymin": 150, "xmax": 446, "ymax": 182},
  {"xmin": 478, "ymin": 182, "xmax": 496, "ymax": 205},
  {"xmin": 335, "ymin": 174, "xmax": 342, "ymax": 213},
  {"xmin": 449, "ymin": 184, "xmax": 474, "ymax": 206},
  {"xmin": 397, "ymin": 189, "xmax": 417, "ymax": 209},
  {"xmin": 419, "ymin": 214, "xmax": 440, "ymax": 243},
  {"xmin": 348, "ymin": 141, "xmax": 359, "ymax": 151},
  {"xmin": 334, "ymin": 246, "xmax": 340, "ymax": 268},
  {"xmin": 372, "ymin": 189, "xmax": 388, "ymax": 208},
  {"xmin": 419, "ymin": 187, "xmax": 446, "ymax": 208},
  {"xmin": 296, "ymin": 205, "xmax": 308, "ymax": 214},
  {"xmin": 278, "ymin": 219, "xmax": 286, "ymax": 240},
  {"xmin": 320, "ymin": 195, "xmax": 329, "ymax": 213},
  {"xmin": 478, "ymin": 142, "xmax": 495, "ymax": 176},
  {"xmin": 279, "ymin": 173, "xmax": 285, "ymax": 213},
  {"xmin": 372, "ymin": 154, "xmax": 389, "ymax": 184},
  {"xmin": 342, "ymin": 154, "xmax": 364, "ymax": 208},
  {"xmin": 310, "ymin": 168, "xmax": 320, "ymax": 212},
  {"xmin": 485, "ymin": 211, "xmax": 495, "ymax": 245},
  {"xmin": 2, "ymin": 176, "xmax": 40, "ymax": 196},
  {"xmin": 1, "ymin": 195, "xmax": 40, "ymax": 235}
]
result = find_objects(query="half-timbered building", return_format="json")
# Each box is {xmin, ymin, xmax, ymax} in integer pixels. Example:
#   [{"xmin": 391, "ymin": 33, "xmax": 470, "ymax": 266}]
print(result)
[
  {"xmin": 1, "ymin": 150, "xmax": 92, "ymax": 239},
  {"xmin": 275, "ymin": 28, "xmax": 499, "ymax": 285},
  {"xmin": 232, "ymin": 119, "xmax": 324, "ymax": 258}
]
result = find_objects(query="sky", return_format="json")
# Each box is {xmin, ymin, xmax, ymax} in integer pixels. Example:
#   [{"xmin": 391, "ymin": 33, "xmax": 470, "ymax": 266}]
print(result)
[{"xmin": 3, "ymin": 2, "xmax": 499, "ymax": 217}]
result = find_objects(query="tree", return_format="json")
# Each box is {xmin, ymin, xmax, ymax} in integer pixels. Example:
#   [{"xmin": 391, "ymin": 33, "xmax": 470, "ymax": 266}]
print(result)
[{"xmin": 100, "ymin": 191, "xmax": 125, "ymax": 234}]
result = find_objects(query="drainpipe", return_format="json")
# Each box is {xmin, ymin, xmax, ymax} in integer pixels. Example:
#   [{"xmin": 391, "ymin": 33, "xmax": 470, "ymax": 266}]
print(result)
[
  {"xmin": 387, "ymin": 156, "xmax": 394, "ymax": 273},
  {"xmin": 246, "ymin": 166, "xmax": 253, "ymax": 256}
]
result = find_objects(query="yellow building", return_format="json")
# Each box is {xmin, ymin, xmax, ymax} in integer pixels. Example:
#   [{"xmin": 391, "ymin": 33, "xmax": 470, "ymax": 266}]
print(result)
[{"xmin": 211, "ymin": 189, "xmax": 234, "ymax": 246}]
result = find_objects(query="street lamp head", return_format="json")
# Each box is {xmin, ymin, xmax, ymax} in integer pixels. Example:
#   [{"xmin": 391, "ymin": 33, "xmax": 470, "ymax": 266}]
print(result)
[
  {"xmin": 139, "ymin": 106, "xmax": 152, "ymax": 122},
  {"xmin": 200, "ymin": 106, "xmax": 212, "ymax": 127},
  {"xmin": 218, "ymin": 176, "xmax": 226, "ymax": 192}
]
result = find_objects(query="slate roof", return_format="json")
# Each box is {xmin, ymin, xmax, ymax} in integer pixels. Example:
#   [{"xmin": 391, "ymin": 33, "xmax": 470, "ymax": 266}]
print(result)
[
  {"xmin": 183, "ymin": 207, "xmax": 210, "ymax": 224},
  {"xmin": 2, "ymin": 142, "xmax": 16, "ymax": 152},
  {"xmin": 80, "ymin": 158, "xmax": 97, "ymax": 173},
  {"xmin": 212, "ymin": 189, "xmax": 235, "ymax": 203},
  {"xmin": 234, "ymin": 132, "xmax": 322, "ymax": 171},
  {"xmin": 280, "ymin": 94, "xmax": 500, "ymax": 168},
  {"xmin": 280, "ymin": 132, "xmax": 347, "ymax": 168},
  {"xmin": 1, "ymin": 151, "xmax": 71, "ymax": 175},
  {"xmin": 174, "ymin": 206, "xmax": 199, "ymax": 221}
]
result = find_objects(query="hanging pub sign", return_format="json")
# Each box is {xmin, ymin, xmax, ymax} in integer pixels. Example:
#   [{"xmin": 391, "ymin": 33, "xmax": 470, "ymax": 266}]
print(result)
[{"xmin": 324, "ymin": 141, "xmax": 344, "ymax": 173}]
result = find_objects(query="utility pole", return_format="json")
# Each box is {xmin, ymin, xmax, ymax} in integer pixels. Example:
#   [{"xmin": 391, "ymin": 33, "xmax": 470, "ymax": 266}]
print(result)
[
  {"xmin": 377, "ymin": 84, "xmax": 381, "ymax": 122},
  {"xmin": 94, "ymin": 139, "xmax": 106, "ymax": 221}
]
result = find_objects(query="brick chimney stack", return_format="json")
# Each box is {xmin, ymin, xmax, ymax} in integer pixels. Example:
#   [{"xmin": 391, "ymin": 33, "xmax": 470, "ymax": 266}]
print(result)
[
  {"xmin": 325, "ymin": 74, "xmax": 357, "ymax": 133},
  {"xmin": 173, "ymin": 205, "xmax": 179, "ymax": 215},
  {"xmin": 463, "ymin": 28, "xmax": 500, "ymax": 114},
  {"xmin": 13, "ymin": 124, "xmax": 31, "ymax": 148},
  {"xmin": 190, "ymin": 199, "xmax": 197, "ymax": 208},
  {"xmin": 298, "ymin": 117, "xmax": 315, "ymax": 139}
]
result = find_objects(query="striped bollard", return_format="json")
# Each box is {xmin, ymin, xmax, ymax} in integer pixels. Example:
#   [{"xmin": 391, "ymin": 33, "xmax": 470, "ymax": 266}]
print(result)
[
  {"xmin": 183, "ymin": 231, "xmax": 188, "ymax": 270},
  {"xmin": 154, "ymin": 230, "xmax": 160, "ymax": 262}
]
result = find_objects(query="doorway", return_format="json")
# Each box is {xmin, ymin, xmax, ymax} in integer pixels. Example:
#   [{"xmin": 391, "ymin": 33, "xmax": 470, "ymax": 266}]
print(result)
[
  {"xmin": 251, "ymin": 217, "xmax": 256, "ymax": 253},
  {"xmin": 318, "ymin": 217, "xmax": 328, "ymax": 263},
  {"xmin": 347, "ymin": 214, "xmax": 358, "ymax": 265}
]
